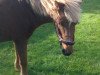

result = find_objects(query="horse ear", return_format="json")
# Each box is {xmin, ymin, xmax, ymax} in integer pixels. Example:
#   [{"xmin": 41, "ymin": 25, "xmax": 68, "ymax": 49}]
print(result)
[{"xmin": 55, "ymin": 1, "xmax": 59, "ymax": 8}]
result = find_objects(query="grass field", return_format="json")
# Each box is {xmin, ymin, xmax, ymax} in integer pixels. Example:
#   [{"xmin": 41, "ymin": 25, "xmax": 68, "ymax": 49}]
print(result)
[{"xmin": 0, "ymin": 0, "xmax": 100, "ymax": 75}]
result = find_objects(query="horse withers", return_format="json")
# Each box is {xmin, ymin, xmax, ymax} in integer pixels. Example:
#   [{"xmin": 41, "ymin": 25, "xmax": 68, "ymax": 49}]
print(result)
[{"xmin": 0, "ymin": 0, "xmax": 82, "ymax": 75}]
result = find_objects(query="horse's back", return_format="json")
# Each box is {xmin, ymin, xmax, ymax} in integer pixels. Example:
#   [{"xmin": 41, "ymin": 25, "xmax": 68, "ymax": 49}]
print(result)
[{"xmin": 0, "ymin": 0, "xmax": 34, "ymax": 42}]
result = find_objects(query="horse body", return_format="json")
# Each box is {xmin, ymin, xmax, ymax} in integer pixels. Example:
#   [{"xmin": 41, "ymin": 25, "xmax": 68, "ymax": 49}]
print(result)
[
  {"xmin": 0, "ymin": 0, "xmax": 82, "ymax": 75},
  {"xmin": 0, "ymin": 0, "xmax": 51, "ymax": 42}
]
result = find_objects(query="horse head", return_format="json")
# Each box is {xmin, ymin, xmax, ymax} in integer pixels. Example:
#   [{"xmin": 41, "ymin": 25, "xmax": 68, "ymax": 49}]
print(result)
[{"xmin": 41, "ymin": 0, "xmax": 82, "ymax": 56}]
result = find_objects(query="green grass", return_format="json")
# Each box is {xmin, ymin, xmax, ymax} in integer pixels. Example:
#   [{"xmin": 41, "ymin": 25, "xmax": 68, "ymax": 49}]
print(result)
[{"xmin": 0, "ymin": 0, "xmax": 100, "ymax": 75}]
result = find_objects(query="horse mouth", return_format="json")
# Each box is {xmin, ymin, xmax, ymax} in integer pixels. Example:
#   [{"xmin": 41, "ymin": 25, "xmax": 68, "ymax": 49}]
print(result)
[
  {"xmin": 62, "ymin": 49, "xmax": 72, "ymax": 56},
  {"xmin": 62, "ymin": 45, "xmax": 73, "ymax": 56}
]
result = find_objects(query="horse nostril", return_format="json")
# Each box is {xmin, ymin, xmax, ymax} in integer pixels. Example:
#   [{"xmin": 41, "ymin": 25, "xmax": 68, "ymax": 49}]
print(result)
[{"xmin": 62, "ymin": 49, "xmax": 72, "ymax": 56}]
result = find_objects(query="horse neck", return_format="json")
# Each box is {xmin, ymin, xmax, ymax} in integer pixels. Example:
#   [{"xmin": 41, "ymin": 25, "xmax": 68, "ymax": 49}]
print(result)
[{"xmin": 28, "ymin": 0, "xmax": 52, "ymax": 25}]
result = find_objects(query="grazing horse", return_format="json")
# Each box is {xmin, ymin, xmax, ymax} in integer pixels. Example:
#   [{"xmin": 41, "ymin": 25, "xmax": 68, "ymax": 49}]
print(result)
[{"xmin": 0, "ymin": 0, "xmax": 82, "ymax": 75}]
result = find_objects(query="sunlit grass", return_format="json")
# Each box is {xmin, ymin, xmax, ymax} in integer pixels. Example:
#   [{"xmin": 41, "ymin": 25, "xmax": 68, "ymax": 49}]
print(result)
[{"xmin": 0, "ymin": 0, "xmax": 100, "ymax": 75}]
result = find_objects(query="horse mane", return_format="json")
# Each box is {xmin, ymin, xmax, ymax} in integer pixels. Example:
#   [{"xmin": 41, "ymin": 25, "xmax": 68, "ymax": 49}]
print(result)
[{"xmin": 40, "ymin": 0, "xmax": 82, "ymax": 23}]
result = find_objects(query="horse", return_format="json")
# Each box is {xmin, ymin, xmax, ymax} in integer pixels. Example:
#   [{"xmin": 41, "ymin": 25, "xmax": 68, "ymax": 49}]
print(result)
[{"xmin": 0, "ymin": 0, "xmax": 82, "ymax": 75}]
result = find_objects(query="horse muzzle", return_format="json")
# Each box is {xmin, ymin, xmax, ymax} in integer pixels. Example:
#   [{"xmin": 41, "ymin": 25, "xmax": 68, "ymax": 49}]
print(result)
[
  {"xmin": 60, "ymin": 40, "xmax": 74, "ymax": 56},
  {"xmin": 62, "ymin": 48, "xmax": 73, "ymax": 56}
]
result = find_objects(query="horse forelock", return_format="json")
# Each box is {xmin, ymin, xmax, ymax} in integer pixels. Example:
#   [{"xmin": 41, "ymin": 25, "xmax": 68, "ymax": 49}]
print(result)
[
  {"xmin": 63, "ymin": 0, "xmax": 82, "ymax": 23},
  {"xmin": 40, "ymin": 0, "xmax": 82, "ymax": 23}
]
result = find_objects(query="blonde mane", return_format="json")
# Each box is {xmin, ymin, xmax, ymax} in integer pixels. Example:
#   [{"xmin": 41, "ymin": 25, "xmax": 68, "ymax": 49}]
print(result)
[{"xmin": 40, "ymin": 0, "xmax": 82, "ymax": 22}]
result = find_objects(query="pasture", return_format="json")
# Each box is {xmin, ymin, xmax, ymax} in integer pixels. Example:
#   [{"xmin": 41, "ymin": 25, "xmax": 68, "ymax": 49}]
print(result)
[{"xmin": 0, "ymin": 0, "xmax": 100, "ymax": 75}]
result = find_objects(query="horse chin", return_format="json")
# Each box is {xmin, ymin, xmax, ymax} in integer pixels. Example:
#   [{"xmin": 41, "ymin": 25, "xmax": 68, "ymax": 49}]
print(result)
[{"xmin": 62, "ymin": 45, "xmax": 73, "ymax": 56}]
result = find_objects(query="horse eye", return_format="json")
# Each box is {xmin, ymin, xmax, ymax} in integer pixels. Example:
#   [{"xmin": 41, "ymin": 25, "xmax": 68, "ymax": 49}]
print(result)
[
  {"xmin": 60, "ymin": 7, "xmax": 64, "ymax": 12},
  {"xmin": 59, "ymin": 4, "xmax": 65, "ymax": 12},
  {"xmin": 55, "ymin": 1, "xmax": 65, "ymax": 12}
]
